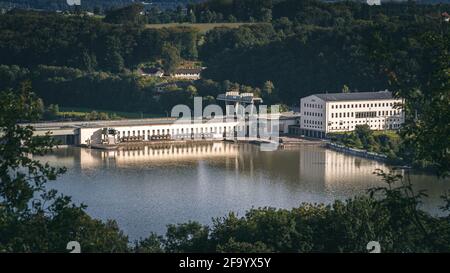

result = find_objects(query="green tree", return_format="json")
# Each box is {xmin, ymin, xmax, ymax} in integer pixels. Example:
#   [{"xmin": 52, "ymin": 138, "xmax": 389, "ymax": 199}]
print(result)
[
  {"xmin": 44, "ymin": 104, "xmax": 59, "ymax": 120},
  {"xmin": 227, "ymin": 14, "xmax": 237, "ymax": 23},
  {"xmin": 342, "ymin": 84, "xmax": 350, "ymax": 93},
  {"xmin": 104, "ymin": 3, "xmax": 145, "ymax": 25},
  {"xmin": 0, "ymin": 84, "xmax": 129, "ymax": 252},
  {"xmin": 161, "ymin": 44, "xmax": 181, "ymax": 74},
  {"xmin": 392, "ymin": 33, "xmax": 450, "ymax": 176}
]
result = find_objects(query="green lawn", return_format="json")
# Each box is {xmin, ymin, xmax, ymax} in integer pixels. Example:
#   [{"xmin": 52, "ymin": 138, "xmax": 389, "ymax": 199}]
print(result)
[
  {"xmin": 145, "ymin": 22, "xmax": 251, "ymax": 33},
  {"xmin": 58, "ymin": 107, "xmax": 163, "ymax": 119},
  {"xmin": 372, "ymin": 129, "xmax": 401, "ymax": 140}
]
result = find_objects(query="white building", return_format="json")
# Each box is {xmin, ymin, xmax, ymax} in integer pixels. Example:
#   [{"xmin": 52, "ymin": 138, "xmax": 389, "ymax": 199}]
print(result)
[
  {"xmin": 171, "ymin": 67, "xmax": 203, "ymax": 80},
  {"xmin": 300, "ymin": 91, "xmax": 404, "ymax": 138},
  {"xmin": 366, "ymin": 0, "xmax": 381, "ymax": 6},
  {"xmin": 25, "ymin": 111, "xmax": 299, "ymax": 146}
]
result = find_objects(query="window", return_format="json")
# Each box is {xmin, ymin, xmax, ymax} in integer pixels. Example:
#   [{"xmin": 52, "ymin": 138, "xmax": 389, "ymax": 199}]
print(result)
[{"xmin": 355, "ymin": 111, "xmax": 377, "ymax": 118}]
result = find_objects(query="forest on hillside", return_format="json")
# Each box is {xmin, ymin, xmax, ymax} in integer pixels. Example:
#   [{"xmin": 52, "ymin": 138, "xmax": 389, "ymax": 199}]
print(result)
[
  {"xmin": 0, "ymin": 0, "xmax": 448, "ymax": 113},
  {"xmin": 0, "ymin": 0, "xmax": 205, "ymax": 11}
]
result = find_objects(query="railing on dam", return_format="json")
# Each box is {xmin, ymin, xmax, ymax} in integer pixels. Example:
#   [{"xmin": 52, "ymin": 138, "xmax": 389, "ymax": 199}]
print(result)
[{"xmin": 326, "ymin": 142, "xmax": 388, "ymax": 162}]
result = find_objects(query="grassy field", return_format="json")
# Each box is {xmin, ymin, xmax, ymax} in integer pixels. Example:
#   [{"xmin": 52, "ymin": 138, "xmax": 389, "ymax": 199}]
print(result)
[
  {"xmin": 59, "ymin": 107, "xmax": 162, "ymax": 119},
  {"xmin": 145, "ymin": 22, "xmax": 251, "ymax": 33},
  {"xmin": 372, "ymin": 129, "xmax": 401, "ymax": 139}
]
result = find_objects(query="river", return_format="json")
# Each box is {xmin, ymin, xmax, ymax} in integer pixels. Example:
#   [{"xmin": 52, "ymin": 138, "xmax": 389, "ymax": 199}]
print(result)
[{"xmin": 37, "ymin": 142, "xmax": 450, "ymax": 241}]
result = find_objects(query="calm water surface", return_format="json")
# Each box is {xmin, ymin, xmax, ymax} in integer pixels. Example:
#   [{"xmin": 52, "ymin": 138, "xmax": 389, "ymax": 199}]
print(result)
[{"xmin": 38, "ymin": 143, "xmax": 450, "ymax": 241}]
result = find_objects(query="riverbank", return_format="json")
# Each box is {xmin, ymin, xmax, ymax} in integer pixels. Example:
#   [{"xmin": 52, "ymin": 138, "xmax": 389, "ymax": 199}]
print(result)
[
  {"xmin": 40, "ymin": 144, "xmax": 449, "ymax": 242},
  {"xmin": 326, "ymin": 142, "xmax": 389, "ymax": 162}
]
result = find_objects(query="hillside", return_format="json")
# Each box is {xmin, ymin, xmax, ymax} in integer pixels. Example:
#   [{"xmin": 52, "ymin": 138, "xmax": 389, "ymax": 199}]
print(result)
[
  {"xmin": 0, "ymin": 0, "xmax": 448, "ymax": 114},
  {"xmin": 0, "ymin": 0, "xmax": 205, "ymax": 11}
]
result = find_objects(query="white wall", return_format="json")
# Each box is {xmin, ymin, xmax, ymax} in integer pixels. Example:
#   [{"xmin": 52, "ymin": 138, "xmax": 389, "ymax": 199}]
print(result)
[
  {"xmin": 79, "ymin": 120, "xmax": 241, "ymax": 145},
  {"xmin": 326, "ymin": 99, "xmax": 404, "ymax": 133},
  {"xmin": 300, "ymin": 95, "xmax": 326, "ymax": 133},
  {"xmin": 300, "ymin": 95, "xmax": 404, "ymax": 134}
]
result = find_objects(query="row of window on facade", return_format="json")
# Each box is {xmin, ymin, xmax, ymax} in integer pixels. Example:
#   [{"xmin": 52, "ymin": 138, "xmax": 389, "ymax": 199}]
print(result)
[
  {"xmin": 330, "ymin": 102, "xmax": 396, "ymax": 109},
  {"xmin": 329, "ymin": 123, "xmax": 401, "ymax": 130},
  {"xmin": 113, "ymin": 124, "xmax": 280, "ymax": 138},
  {"xmin": 304, "ymin": 111, "xmax": 323, "ymax": 117},
  {"xmin": 303, "ymin": 118, "xmax": 402, "ymax": 129},
  {"xmin": 304, "ymin": 120, "xmax": 323, "ymax": 126},
  {"xmin": 303, "ymin": 119, "xmax": 323, "ymax": 130},
  {"xmin": 330, "ymin": 110, "xmax": 401, "ymax": 119},
  {"xmin": 303, "ymin": 103, "xmax": 324, "ymax": 109},
  {"xmin": 329, "ymin": 118, "xmax": 402, "ymax": 125},
  {"xmin": 116, "ymin": 126, "xmax": 238, "ymax": 138}
]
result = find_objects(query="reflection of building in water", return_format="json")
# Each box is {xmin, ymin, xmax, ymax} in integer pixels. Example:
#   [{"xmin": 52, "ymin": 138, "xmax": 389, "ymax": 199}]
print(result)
[
  {"xmin": 78, "ymin": 142, "xmax": 248, "ymax": 167},
  {"xmin": 80, "ymin": 147, "xmax": 103, "ymax": 169},
  {"xmin": 114, "ymin": 143, "xmax": 240, "ymax": 163},
  {"xmin": 299, "ymin": 146, "xmax": 388, "ymax": 191}
]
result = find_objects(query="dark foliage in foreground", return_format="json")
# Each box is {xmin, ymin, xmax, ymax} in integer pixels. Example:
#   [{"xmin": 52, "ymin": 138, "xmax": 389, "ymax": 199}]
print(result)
[{"xmin": 0, "ymin": 84, "xmax": 129, "ymax": 252}]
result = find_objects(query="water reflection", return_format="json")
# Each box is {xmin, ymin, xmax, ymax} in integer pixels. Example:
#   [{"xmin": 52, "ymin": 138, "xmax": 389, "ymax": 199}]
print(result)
[{"xmin": 38, "ymin": 143, "xmax": 449, "ymax": 240}]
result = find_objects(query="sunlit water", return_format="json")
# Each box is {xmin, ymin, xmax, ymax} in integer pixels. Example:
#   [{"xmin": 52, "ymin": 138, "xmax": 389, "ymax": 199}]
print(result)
[{"xmin": 37, "ymin": 143, "xmax": 450, "ymax": 241}]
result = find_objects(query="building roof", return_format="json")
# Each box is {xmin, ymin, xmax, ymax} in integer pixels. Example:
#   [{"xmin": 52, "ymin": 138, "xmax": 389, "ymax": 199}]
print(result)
[
  {"xmin": 174, "ymin": 68, "xmax": 202, "ymax": 74},
  {"xmin": 312, "ymin": 91, "xmax": 394, "ymax": 102},
  {"xmin": 217, "ymin": 92, "xmax": 263, "ymax": 104}
]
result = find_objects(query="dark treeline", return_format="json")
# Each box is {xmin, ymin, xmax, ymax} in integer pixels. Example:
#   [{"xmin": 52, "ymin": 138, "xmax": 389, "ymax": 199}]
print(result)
[
  {"xmin": 0, "ymin": 0, "xmax": 206, "ymax": 14},
  {"xmin": 0, "ymin": 1, "xmax": 449, "ymax": 112},
  {"xmin": 188, "ymin": 0, "xmax": 450, "ymax": 23},
  {"xmin": 0, "ymin": 12, "xmax": 198, "ymax": 72},
  {"xmin": 198, "ymin": 1, "xmax": 449, "ymax": 103},
  {"xmin": 201, "ymin": 20, "xmax": 447, "ymax": 103},
  {"xmin": 0, "ymin": 0, "xmax": 133, "ymax": 11},
  {"xmin": 0, "ymin": 65, "xmax": 259, "ymax": 115}
]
